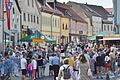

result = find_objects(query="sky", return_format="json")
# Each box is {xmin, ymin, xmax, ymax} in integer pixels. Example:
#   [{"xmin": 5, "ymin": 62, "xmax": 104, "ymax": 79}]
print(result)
[{"xmin": 58, "ymin": 0, "xmax": 113, "ymax": 8}]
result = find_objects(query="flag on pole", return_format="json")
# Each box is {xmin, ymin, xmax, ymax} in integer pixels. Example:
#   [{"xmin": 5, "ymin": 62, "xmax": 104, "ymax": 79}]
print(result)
[{"xmin": 5, "ymin": 0, "xmax": 12, "ymax": 30}]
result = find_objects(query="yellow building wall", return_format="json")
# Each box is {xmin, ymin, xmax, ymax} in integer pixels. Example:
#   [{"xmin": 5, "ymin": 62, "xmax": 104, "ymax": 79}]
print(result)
[{"xmin": 61, "ymin": 17, "xmax": 69, "ymax": 44}]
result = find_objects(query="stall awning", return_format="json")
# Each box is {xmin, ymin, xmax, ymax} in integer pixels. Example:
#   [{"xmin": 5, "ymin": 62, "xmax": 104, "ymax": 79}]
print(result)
[
  {"xmin": 20, "ymin": 32, "xmax": 56, "ymax": 43},
  {"xmin": 99, "ymin": 37, "xmax": 120, "ymax": 41}
]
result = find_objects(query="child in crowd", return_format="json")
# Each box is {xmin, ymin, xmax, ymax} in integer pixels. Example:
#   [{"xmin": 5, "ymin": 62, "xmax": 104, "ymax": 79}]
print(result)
[{"xmin": 27, "ymin": 60, "xmax": 33, "ymax": 80}]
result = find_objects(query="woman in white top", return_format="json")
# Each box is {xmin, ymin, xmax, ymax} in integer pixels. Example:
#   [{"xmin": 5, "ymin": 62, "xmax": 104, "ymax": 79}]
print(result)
[
  {"xmin": 21, "ymin": 55, "xmax": 27, "ymax": 80},
  {"xmin": 31, "ymin": 56, "xmax": 37, "ymax": 79},
  {"xmin": 104, "ymin": 55, "xmax": 110, "ymax": 73}
]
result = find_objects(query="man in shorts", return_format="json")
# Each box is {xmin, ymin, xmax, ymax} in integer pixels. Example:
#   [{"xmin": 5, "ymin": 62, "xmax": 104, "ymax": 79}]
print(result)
[{"xmin": 21, "ymin": 54, "xmax": 27, "ymax": 80}]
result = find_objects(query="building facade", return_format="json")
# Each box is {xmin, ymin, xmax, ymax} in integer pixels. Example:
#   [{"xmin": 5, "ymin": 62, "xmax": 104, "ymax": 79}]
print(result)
[
  {"xmin": 61, "ymin": 16, "xmax": 69, "ymax": 44},
  {"xmin": 56, "ymin": 2, "xmax": 88, "ymax": 42},
  {"xmin": 18, "ymin": 0, "xmax": 40, "ymax": 37},
  {"xmin": 92, "ymin": 16, "xmax": 102, "ymax": 35},
  {"xmin": 113, "ymin": 0, "xmax": 120, "ymax": 34},
  {"xmin": 37, "ymin": 0, "xmax": 62, "ymax": 43},
  {"xmin": 67, "ymin": 2, "xmax": 101, "ymax": 37},
  {"xmin": 3, "ymin": 0, "xmax": 21, "ymax": 47}
]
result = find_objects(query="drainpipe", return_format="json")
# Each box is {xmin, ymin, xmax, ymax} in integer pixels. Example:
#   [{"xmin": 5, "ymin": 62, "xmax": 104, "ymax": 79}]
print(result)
[
  {"xmin": 60, "ymin": 16, "xmax": 62, "ymax": 43},
  {"xmin": 40, "ymin": 11, "xmax": 42, "ymax": 32},
  {"xmin": 51, "ymin": 0, "xmax": 56, "ymax": 39}
]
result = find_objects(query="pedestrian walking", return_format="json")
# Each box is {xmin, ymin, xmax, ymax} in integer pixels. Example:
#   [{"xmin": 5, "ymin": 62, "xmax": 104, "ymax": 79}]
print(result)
[
  {"xmin": 78, "ymin": 54, "xmax": 91, "ymax": 80},
  {"xmin": 37, "ymin": 55, "xmax": 44, "ymax": 78},
  {"xmin": 96, "ymin": 50, "xmax": 104, "ymax": 79},
  {"xmin": 104, "ymin": 54, "xmax": 110, "ymax": 73},
  {"xmin": 27, "ymin": 60, "xmax": 33, "ymax": 80},
  {"xmin": 73, "ymin": 55, "xmax": 78, "ymax": 80},
  {"xmin": 109, "ymin": 50, "xmax": 116, "ymax": 76},
  {"xmin": 51, "ymin": 54, "xmax": 60, "ymax": 80},
  {"xmin": 31, "ymin": 56, "xmax": 37, "ymax": 80},
  {"xmin": 117, "ymin": 53, "xmax": 120, "ymax": 74},
  {"xmin": 20, "ymin": 55, "xmax": 27, "ymax": 80},
  {"xmin": 57, "ymin": 58, "xmax": 73, "ymax": 80}
]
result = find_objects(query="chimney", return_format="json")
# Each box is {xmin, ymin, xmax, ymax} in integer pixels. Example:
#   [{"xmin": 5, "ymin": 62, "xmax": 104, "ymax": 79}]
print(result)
[{"xmin": 63, "ymin": 2, "xmax": 65, "ymax": 4}]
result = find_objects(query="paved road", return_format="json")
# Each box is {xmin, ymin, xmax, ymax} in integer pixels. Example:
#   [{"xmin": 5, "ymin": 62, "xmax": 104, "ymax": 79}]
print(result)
[
  {"xmin": 36, "ymin": 76, "xmax": 54, "ymax": 80},
  {"xmin": 35, "ymin": 75, "xmax": 120, "ymax": 80}
]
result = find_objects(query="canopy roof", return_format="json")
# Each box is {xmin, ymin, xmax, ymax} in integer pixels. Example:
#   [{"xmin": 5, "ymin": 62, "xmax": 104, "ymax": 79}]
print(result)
[
  {"xmin": 20, "ymin": 32, "xmax": 56, "ymax": 43},
  {"xmin": 99, "ymin": 37, "xmax": 120, "ymax": 41},
  {"xmin": 88, "ymin": 32, "xmax": 109, "ymax": 40}
]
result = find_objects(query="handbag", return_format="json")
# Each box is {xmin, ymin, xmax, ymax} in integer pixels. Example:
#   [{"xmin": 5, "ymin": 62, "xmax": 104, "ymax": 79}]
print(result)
[
  {"xmin": 88, "ymin": 68, "xmax": 92, "ymax": 76},
  {"xmin": 87, "ymin": 62, "xmax": 92, "ymax": 76}
]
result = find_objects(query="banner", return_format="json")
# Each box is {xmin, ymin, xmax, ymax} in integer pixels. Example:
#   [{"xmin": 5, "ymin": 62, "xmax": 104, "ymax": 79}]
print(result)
[{"xmin": 5, "ymin": 0, "xmax": 12, "ymax": 30}]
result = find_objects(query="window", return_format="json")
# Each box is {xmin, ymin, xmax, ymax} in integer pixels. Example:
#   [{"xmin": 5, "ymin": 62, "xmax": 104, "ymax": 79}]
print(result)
[
  {"xmin": 62, "ymin": 24, "xmax": 64, "ymax": 29},
  {"xmin": 34, "ymin": 16, "xmax": 35, "ymax": 23},
  {"xmin": 32, "ymin": 0, "xmax": 34, "ymax": 7},
  {"xmin": 104, "ymin": 25, "xmax": 106, "ymax": 31},
  {"xmin": 65, "ymin": 24, "xmax": 67, "ymax": 30},
  {"xmin": 102, "ymin": 26, "xmax": 103, "ymax": 32},
  {"xmin": 17, "ymin": 18, "xmax": 19, "ymax": 22},
  {"xmin": 13, "ymin": 8, "xmax": 15, "ymax": 14},
  {"xmin": 37, "ymin": 16, "xmax": 39, "ymax": 24},
  {"xmin": 28, "ymin": 14, "xmax": 30, "ymax": 22},
  {"xmin": 27, "ymin": 0, "xmax": 29, "ymax": 6},
  {"xmin": 55, "ymin": 19, "xmax": 57, "ymax": 27},
  {"xmin": 111, "ymin": 26, "xmax": 113, "ymax": 31},
  {"xmin": 14, "ymin": 25, "xmax": 17, "ymax": 28},
  {"xmin": 23, "ymin": 13, "xmax": 26, "ymax": 21},
  {"xmin": 108, "ymin": 25, "xmax": 109, "ymax": 31},
  {"xmin": 31, "ymin": 15, "xmax": 33, "ymax": 22}
]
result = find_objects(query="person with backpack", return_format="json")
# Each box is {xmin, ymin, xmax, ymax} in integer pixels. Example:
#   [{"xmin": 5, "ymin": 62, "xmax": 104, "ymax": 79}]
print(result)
[{"xmin": 58, "ymin": 58, "xmax": 73, "ymax": 80}]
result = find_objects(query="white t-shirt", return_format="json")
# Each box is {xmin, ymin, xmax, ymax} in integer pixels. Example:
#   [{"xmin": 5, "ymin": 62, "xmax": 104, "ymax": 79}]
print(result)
[
  {"xmin": 105, "ymin": 56, "xmax": 110, "ymax": 62},
  {"xmin": 32, "ymin": 59, "xmax": 37, "ymax": 69},
  {"xmin": 21, "ymin": 58, "xmax": 27, "ymax": 69}
]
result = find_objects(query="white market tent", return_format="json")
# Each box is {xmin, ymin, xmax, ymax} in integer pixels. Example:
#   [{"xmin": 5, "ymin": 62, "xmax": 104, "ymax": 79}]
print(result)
[{"xmin": 99, "ymin": 37, "xmax": 120, "ymax": 41}]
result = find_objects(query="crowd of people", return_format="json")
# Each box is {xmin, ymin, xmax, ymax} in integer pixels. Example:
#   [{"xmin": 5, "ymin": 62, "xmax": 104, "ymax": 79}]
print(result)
[
  {"xmin": 49, "ymin": 42, "xmax": 120, "ymax": 80},
  {"xmin": 0, "ymin": 42, "xmax": 119, "ymax": 80}
]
